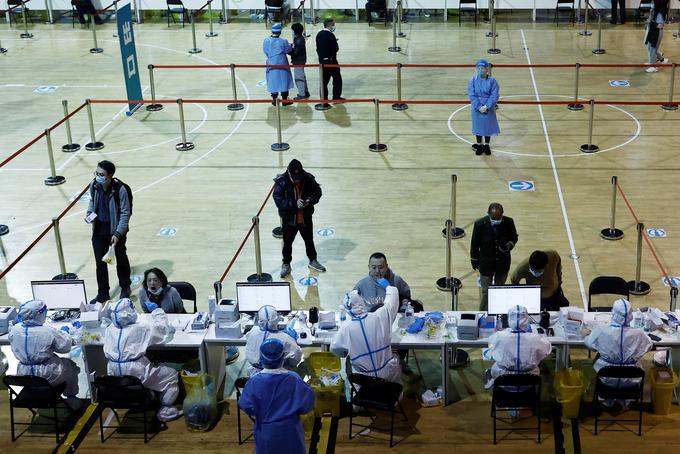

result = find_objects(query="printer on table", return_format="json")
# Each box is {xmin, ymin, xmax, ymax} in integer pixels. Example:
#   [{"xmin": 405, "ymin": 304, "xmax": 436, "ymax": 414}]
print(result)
[{"xmin": 0, "ymin": 306, "xmax": 17, "ymax": 335}]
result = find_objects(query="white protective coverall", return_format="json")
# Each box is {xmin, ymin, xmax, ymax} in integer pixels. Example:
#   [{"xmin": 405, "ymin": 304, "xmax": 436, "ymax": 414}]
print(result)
[
  {"xmin": 245, "ymin": 305, "xmax": 302, "ymax": 376},
  {"xmin": 330, "ymin": 286, "xmax": 401, "ymax": 383},
  {"xmin": 103, "ymin": 298, "xmax": 181, "ymax": 421}
]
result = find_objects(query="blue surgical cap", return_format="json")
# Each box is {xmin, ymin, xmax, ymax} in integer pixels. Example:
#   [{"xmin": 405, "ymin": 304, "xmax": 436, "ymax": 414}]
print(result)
[
  {"xmin": 476, "ymin": 59, "xmax": 490, "ymax": 68},
  {"xmin": 271, "ymin": 23, "xmax": 282, "ymax": 34},
  {"xmin": 260, "ymin": 338, "xmax": 285, "ymax": 369}
]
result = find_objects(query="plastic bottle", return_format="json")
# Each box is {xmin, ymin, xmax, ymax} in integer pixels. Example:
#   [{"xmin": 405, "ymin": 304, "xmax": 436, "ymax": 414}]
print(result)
[{"xmin": 208, "ymin": 295, "xmax": 216, "ymax": 321}]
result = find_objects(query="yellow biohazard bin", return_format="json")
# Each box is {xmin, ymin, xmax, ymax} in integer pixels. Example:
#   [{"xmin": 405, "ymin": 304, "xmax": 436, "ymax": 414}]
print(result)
[
  {"xmin": 649, "ymin": 367, "xmax": 679, "ymax": 415},
  {"xmin": 307, "ymin": 352, "xmax": 344, "ymax": 417},
  {"xmin": 554, "ymin": 368, "xmax": 584, "ymax": 419}
]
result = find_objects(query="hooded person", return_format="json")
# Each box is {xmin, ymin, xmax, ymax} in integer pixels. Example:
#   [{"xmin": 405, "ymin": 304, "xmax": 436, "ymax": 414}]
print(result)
[
  {"xmin": 485, "ymin": 305, "xmax": 552, "ymax": 388},
  {"xmin": 238, "ymin": 338, "xmax": 315, "ymax": 454},
  {"xmin": 245, "ymin": 304, "xmax": 302, "ymax": 376},
  {"xmin": 263, "ymin": 22, "xmax": 295, "ymax": 105},
  {"xmin": 9, "ymin": 300, "xmax": 81, "ymax": 407},
  {"xmin": 467, "ymin": 58, "xmax": 500, "ymax": 156},
  {"xmin": 103, "ymin": 298, "xmax": 182, "ymax": 422},
  {"xmin": 330, "ymin": 281, "xmax": 401, "ymax": 383}
]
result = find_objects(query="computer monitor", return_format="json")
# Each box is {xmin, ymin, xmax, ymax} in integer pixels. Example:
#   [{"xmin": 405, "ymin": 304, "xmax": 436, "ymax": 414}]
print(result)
[
  {"xmin": 236, "ymin": 282, "xmax": 292, "ymax": 314},
  {"xmin": 31, "ymin": 280, "xmax": 87, "ymax": 310},
  {"xmin": 487, "ymin": 285, "xmax": 541, "ymax": 315}
]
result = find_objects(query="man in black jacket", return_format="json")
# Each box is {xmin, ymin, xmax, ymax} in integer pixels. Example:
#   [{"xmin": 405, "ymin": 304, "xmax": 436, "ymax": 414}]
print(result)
[
  {"xmin": 316, "ymin": 17, "xmax": 343, "ymax": 104},
  {"xmin": 470, "ymin": 202, "xmax": 518, "ymax": 311},
  {"xmin": 291, "ymin": 23, "xmax": 310, "ymax": 100},
  {"xmin": 273, "ymin": 159, "xmax": 326, "ymax": 278}
]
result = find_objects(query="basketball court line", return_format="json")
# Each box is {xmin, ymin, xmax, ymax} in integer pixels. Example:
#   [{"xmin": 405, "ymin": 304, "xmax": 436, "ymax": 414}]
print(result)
[{"xmin": 520, "ymin": 28, "xmax": 588, "ymax": 309}]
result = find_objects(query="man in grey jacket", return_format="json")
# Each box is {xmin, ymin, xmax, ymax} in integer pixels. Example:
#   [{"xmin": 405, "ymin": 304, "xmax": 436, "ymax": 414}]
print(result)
[
  {"xmin": 353, "ymin": 252, "xmax": 411, "ymax": 311},
  {"xmin": 86, "ymin": 160, "xmax": 132, "ymax": 303}
]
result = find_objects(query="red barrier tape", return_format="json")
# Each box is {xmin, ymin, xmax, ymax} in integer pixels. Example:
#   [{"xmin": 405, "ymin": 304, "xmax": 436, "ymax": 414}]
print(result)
[
  {"xmin": 615, "ymin": 182, "xmax": 672, "ymax": 284},
  {"xmin": 218, "ymin": 184, "xmax": 275, "ymax": 284},
  {"xmin": 150, "ymin": 62, "xmax": 674, "ymax": 70},
  {"xmin": 95, "ymin": 0, "xmax": 118, "ymax": 15},
  {"xmin": 48, "ymin": 101, "xmax": 88, "ymax": 133}
]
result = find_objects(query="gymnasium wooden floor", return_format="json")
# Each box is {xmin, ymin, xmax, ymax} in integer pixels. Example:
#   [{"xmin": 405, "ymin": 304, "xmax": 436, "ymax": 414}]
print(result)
[{"xmin": 1, "ymin": 11, "xmax": 680, "ymax": 452}]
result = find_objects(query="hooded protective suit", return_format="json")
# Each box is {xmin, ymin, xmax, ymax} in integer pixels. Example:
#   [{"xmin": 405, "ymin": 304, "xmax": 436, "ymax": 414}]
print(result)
[
  {"xmin": 245, "ymin": 305, "xmax": 302, "ymax": 376},
  {"xmin": 330, "ymin": 286, "xmax": 401, "ymax": 383},
  {"xmin": 487, "ymin": 305, "xmax": 552, "ymax": 381},
  {"xmin": 238, "ymin": 339, "xmax": 315, "ymax": 454},
  {"xmin": 9, "ymin": 300, "xmax": 80, "ymax": 399},
  {"xmin": 103, "ymin": 298, "xmax": 181, "ymax": 421},
  {"xmin": 584, "ymin": 298, "xmax": 652, "ymax": 388}
]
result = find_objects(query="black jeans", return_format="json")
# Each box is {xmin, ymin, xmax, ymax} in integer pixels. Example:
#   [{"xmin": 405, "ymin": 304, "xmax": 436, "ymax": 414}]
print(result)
[
  {"xmin": 92, "ymin": 234, "xmax": 131, "ymax": 299},
  {"xmin": 321, "ymin": 66, "xmax": 343, "ymax": 100},
  {"xmin": 611, "ymin": 0, "xmax": 626, "ymax": 23},
  {"xmin": 282, "ymin": 221, "xmax": 317, "ymax": 264}
]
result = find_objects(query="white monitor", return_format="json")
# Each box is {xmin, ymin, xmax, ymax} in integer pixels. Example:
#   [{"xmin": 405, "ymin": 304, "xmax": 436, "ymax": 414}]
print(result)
[
  {"xmin": 487, "ymin": 285, "xmax": 542, "ymax": 315},
  {"xmin": 31, "ymin": 280, "xmax": 87, "ymax": 310},
  {"xmin": 236, "ymin": 282, "xmax": 292, "ymax": 314}
]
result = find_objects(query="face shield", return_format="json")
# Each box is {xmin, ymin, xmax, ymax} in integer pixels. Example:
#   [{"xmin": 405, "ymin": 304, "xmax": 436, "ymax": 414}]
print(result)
[{"xmin": 508, "ymin": 305, "xmax": 529, "ymax": 333}]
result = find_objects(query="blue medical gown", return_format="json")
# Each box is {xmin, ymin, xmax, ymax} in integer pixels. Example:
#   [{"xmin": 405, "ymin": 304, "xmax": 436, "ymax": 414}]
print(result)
[
  {"xmin": 238, "ymin": 371, "xmax": 316, "ymax": 454},
  {"xmin": 263, "ymin": 37, "xmax": 295, "ymax": 94},
  {"xmin": 468, "ymin": 75, "xmax": 500, "ymax": 136}
]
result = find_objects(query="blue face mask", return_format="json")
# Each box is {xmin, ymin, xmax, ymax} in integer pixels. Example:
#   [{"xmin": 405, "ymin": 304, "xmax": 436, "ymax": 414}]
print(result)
[
  {"xmin": 490, "ymin": 217, "xmax": 502, "ymax": 226},
  {"xmin": 529, "ymin": 267, "xmax": 544, "ymax": 278},
  {"xmin": 477, "ymin": 68, "xmax": 487, "ymax": 77},
  {"xmin": 95, "ymin": 175, "xmax": 106, "ymax": 185}
]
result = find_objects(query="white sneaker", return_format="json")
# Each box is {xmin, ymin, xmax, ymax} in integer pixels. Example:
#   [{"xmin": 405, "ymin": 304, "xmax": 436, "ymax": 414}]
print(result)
[{"xmin": 646, "ymin": 67, "xmax": 659, "ymax": 73}]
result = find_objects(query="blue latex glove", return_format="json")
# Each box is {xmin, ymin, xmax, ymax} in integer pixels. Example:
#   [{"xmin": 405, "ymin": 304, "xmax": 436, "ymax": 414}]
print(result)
[
  {"xmin": 377, "ymin": 278, "xmax": 390, "ymax": 289},
  {"xmin": 406, "ymin": 317, "xmax": 426, "ymax": 334},
  {"xmin": 60, "ymin": 326, "xmax": 70, "ymax": 333},
  {"xmin": 425, "ymin": 312, "xmax": 444, "ymax": 324},
  {"xmin": 284, "ymin": 327, "xmax": 298, "ymax": 340},
  {"xmin": 145, "ymin": 301, "xmax": 159, "ymax": 312},
  {"xmin": 72, "ymin": 321, "xmax": 82, "ymax": 329}
]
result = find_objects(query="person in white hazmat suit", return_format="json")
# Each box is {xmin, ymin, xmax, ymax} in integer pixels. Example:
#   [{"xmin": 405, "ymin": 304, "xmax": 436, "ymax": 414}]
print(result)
[
  {"xmin": 9, "ymin": 300, "xmax": 81, "ymax": 407},
  {"xmin": 330, "ymin": 279, "xmax": 401, "ymax": 383},
  {"xmin": 103, "ymin": 298, "xmax": 182, "ymax": 421},
  {"xmin": 245, "ymin": 304, "xmax": 302, "ymax": 376},
  {"xmin": 485, "ymin": 304, "xmax": 552, "ymax": 388}
]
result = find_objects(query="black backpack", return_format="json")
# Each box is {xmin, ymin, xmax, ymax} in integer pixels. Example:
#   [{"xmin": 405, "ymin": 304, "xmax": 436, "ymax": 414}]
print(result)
[{"xmin": 91, "ymin": 178, "xmax": 133, "ymax": 214}]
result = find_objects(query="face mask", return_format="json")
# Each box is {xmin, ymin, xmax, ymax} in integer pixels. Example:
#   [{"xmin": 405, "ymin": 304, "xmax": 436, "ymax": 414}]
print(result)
[
  {"xmin": 490, "ymin": 217, "xmax": 502, "ymax": 226},
  {"xmin": 529, "ymin": 267, "xmax": 544, "ymax": 278},
  {"xmin": 329, "ymin": 26, "xmax": 336, "ymax": 33},
  {"xmin": 95, "ymin": 175, "xmax": 106, "ymax": 185},
  {"xmin": 148, "ymin": 287, "xmax": 163, "ymax": 296},
  {"xmin": 477, "ymin": 69, "xmax": 487, "ymax": 77}
]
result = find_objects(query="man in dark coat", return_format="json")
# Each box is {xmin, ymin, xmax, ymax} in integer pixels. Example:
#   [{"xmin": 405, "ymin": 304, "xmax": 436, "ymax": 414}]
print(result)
[
  {"xmin": 315, "ymin": 17, "xmax": 343, "ymax": 105},
  {"xmin": 273, "ymin": 159, "xmax": 326, "ymax": 278},
  {"xmin": 470, "ymin": 202, "xmax": 518, "ymax": 311}
]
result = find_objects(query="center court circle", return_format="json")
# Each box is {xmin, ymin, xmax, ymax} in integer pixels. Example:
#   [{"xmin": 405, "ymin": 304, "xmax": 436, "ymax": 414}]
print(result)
[{"xmin": 447, "ymin": 94, "xmax": 641, "ymax": 157}]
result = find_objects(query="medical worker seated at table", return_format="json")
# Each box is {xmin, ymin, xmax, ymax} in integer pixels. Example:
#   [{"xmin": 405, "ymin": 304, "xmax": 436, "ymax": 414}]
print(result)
[
  {"xmin": 330, "ymin": 279, "xmax": 401, "ymax": 384},
  {"xmin": 485, "ymin": 305, "xmax": 552, "ymax": 389},
  {"xmin": 9, "ymin": 300, "xmax": 81, "ymax": 408},
  {"xmin": 263, "ymin": 22, "xmax": 295, "ymax": 106},
  {"xmin": 245, "ymin": 304, "xmax": 302, "ymax": 376},
  {"xmin": 467, "ymin": 58, "xmax": 500, "ymax": 156},
  {"xmin": 239, "ymin": 338, "xmax": 315, "ymax": 454},
  {"xmin": 102, "ymin": 298, "xmax": 182, "ymax": 421},
  {"xmin": 584, "ymin": 298, "xmax": 652, "ymax": 408}
]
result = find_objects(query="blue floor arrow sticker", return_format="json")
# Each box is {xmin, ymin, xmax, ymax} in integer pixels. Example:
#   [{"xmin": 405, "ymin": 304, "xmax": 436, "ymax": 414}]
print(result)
[{"xmin": 508, "ymin": 180, "xmax": 535, "ymax": 191}]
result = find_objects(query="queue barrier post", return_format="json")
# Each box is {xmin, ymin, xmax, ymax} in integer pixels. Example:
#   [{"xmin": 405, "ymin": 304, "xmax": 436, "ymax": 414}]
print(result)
[
  {"xmin": 600, "ymin": 176, "xmax": 624, "ymax": 240},
  {"xmin": 112, "ymin": 1, "xmax": 118, "ymax": 38},
  {"xmin": 314, "ymin": 64, "xmax": 332, "ymax": 111},
  {"xmin": 189, "ymin": 12, "xmax": 202, "ymax": 54},
  {"xmin": 441, "ymin": 174, "xmax": 465, "ymax": 239},
  {"xmin": 134, "ymin": 0, "xmax": 141, "ymax": 23},
  {"xmin": 436, "ymin": 219, "xmax": 462, "ymax": 291},
  {"xmin": 214, "ymin": 280, "xmax": 223, "ymax": 302},
  {"xmin": 52, "ymin": 217, "xmax": 78, "ymax": 280},
  {"xmin": 0, "ymin": 38, "xmax": 7, "ymax": 53},
  {"xmin": 61, "ymin": 100, "xmax": 81, "ymax": 152},
  {"xmin": 85, "ymin": 99, "xmax": 105, "ymax": 151},
  {"xmin": 579, "ymin": 99, "xmax": 599, "ymax": 153},
  {"xmin": 247, "ymin": 216, "xmax": 273, "ymax": 283},
  {"xmin": 227, "ymin": 64, "xmax": 245, "ymax": 111},
  {"xmin": 44, "ymin": 0, "xmax": 53, "ymax": 24},
  {"xmin": 671, "ymin": 286, "xmax": 678, "ymax": 312},
  {"xmin": 368, "ymin": 98, "xmax": 387, "ymax": 152},
  {"xmin": 592, "ymin": 13, "xmax": 605, "ymax": 54},
  {"xmin": 486, "ymin": 0, "xmax": 497, "ymax": 38},
  {"xmin": 175, "ymin": 99, "xmax": 195, "ymax": 151},
  {"xmin": 206, "ymin": 0, "xmax": 218, "ymax": 37},
  {"xmin": 568, "ymin": 63, "xmax": 584, "ymax": 111},
  {"xmin": 44, "ymin": 129, "xmax": 66, "ymax": 186},
  {"xmin": 0, "ymin": 225, "xmax": 8, "ymax": 263},
  {"xmin": 388, "ymin": 10, "xmax": 401, "ymax": 53},
  {"xmin": 89, "ymin": 14, "xmax": 103, "ymax": 53},
  {"xmin": 578, "ymin": 1, "xmax": 592, "ymax": 36},
  {"xmin": 662, "ymin": 63, "xmax": 678, "ymax": 111},
  {"xmin": 627, "ymin": 222, "xmax": 651, "ymax": 296},
  {"xmin": 146, "ymin": 65, "xmax": 164, "ymax": 111},
  {"xmin": 219, "ymin": 0, "xmax": 228, "ymax": 24},
  {"xmin": 391, "ymin": 63, "xmax": 408, "ymax": 111},
  {"xmin": 397, "ymin": 0, "xmax": 406, "ymax": 37},
  {"xmin": 271, "ymin": 98, "xmax": 290, "ymax": 151},
  {"xmin": 20, "ymin": 1, "xmax": 33, "ymax": 38},
  {"xmin": 487, "ymin": 15, "xmax": 500, "ymax": 54}
]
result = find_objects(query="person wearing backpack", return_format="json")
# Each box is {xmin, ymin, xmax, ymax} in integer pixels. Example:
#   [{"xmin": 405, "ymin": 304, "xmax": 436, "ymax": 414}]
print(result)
[{"xmin": 86, "ymin": 160, "xmax": 132, "ymax": 303}]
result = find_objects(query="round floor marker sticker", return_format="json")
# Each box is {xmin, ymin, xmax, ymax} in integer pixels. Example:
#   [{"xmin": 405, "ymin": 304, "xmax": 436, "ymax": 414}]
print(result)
[
  {"xmin": 299, "ymin": 276, "xmax": 318, "ymax": 286},
  {"xmin": 317, "ymin": 227, "xmax": 335, "ymax": 237},
  {"xmin": 157, "ymin": 227, "xmax": 177, "ymax": 237}
]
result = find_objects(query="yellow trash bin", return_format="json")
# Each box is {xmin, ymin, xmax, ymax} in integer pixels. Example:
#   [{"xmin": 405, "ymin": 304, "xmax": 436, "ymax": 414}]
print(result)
[
  {"xmin": 554, "ymin": 368, "xmax": 584, "ymax": 419},
  {"xmin": 649, "ymin": 367, "xmax": 679, "ymax": 415},
  {"xmin": 307, "ymin": 352, "xmax": 344, "ymax": 417}
]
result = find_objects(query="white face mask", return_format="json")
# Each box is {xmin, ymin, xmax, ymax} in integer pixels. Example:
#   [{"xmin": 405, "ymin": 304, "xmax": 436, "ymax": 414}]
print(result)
[
  {"xmin": 329, "ymin": 26, "xmax": 336, "ymax": 33},
  {"xmin": 148, "ymin": 287, "xmax": 163, "ymax": 296}
]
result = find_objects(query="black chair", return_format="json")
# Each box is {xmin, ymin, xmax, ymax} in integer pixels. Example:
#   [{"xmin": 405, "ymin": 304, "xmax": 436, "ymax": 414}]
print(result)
[
  {"xmin": 94, "ymin": 375, "xmax": 160, "ymax": 443},
  {"xmin": 366, "ymin": 0, "xmax": 388, "ymax": 26},
  {"xmin": 491, "ymin": 374, "xmax": 542, "ymax": 444},
  {"xmin": 7, "ymin": 0, "xmax": 33, "ymax": 26},
  {"xmin": 459, "ymin": 0, "xmax": 478, "ymax": 25},
  {"xmin": 635, "ymin": 0, "xmax": 653, "ymax": 24},
  {"xmin": 234, "ymin": 377, "xmax": 254, "ymax": 444},
  {"xmin": 169, "ymin": 281, "xmax": 197, "ymax": 313},
  {"xmin": 588, "ymin": 276, "xmax": 629, "ymax": 312},
  {"xmin": 348, "ymin": 373, "xmax": 406, "ymax": 447},
  {"xmin": 264, "ymin": 0, "xmax": 284, "ymax": 27},
  {"xmin": 166, "ymin": 0, "xmax": 187, "ymax": 27},
  {"xmin": 591, "ymin": 366, "xmax": 645, "ymax": 435},
  {"xmin": 3, "ymin": 375, "xmax": 76, "ymax": 443},
  {"xmin": 554, "ymin": 0, "xmax": 575, "ymax": 25}
]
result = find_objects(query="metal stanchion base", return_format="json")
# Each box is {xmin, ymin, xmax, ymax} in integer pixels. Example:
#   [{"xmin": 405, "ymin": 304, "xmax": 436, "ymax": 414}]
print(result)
[
  {"xmin": 436, "ymin": 277, "xmax": 462, "ymax": 292},
  {"xmin": 391, "ymin": 103, "xmax": 408, "ymax": 111},
  {"xmin": 61, "ymin": 143, "xmax": 81, "ymax": 153},
  {"xmin": 272, "ymin": 227, "xmax": 283, "ymax": 238},
  {"xmin": 228, "ymin": 103, "xmax": 245, "ymax": 111},
  {"xmin": 176, "ymin": 142, "xmax": 195, "ymax": 151},
  {"xmin": 592, "ymin": 48, "xmax": 606, "ymax": 55},
  {"xmin": 388, "ymin": 46, "xmax": 401, "ymax": 52},
  {"xmin": 369, "ymin": 143, "xmax": 388, "ymax": 152},
  {"xmin": 85, "ymin": 141, "xmax": 105, "ymax": 151},
  {"xmin": 247, "ymin": 273, "xmax": 273, "ymax": 283},
  {"xmin": 568, "ymin": 103, "xmax": 585, "ymax": 111},
  {"xmin": 271, "ymin": 142, "xmax": 290, "ymax": 151},
  {"xmin": 20, "ymin": 33, "xmax": 33, "ymax": 38},
  {"xmin": 397, "ymin": 32, "xmax": 406, "ymax": 37},
  {"xmin": 146, "ymin": 104, "xmax": 164, "ymax": 112},
  {"xmin": 580, "ymin": 144, "xmax": 599, "ymax": 153},
  {"xmin": 189, "ymin": 48, "xmax": 203, "ymax": 54},
  {"xmin": 600, "ymin": 228, "xmax": 624, "ymax": 240},
  {"xmin": 0, "ymin": 48, "xmax": 7, "ymax": 54},
  {"xmin": 487, "ymin": 48, "xmax": 501, "ymax": 54},
  {"xmin": 219, "ymin": 17, "xmax": 227, "ymax": 24},
  {"xmin": 448, "ymin": 348, "xmax": 470, "ymax": 369},
  {"xmin": 206, "ymin": 32, "xmax": 219, "ymax": 37},
  {"xmin": 90, "ymin": 48, "xmax": 104, "ymax": 54},
  {"xmin": 52, "ymin": 273, "xmax": 78, "ymax": 280},
  {"xmin": 314, "ymin": 103, "xmax": 332, "ymax": 111},
  {"xmin": 662, "ymin": 104, "xmax": 679, "ymax": 111},
  {"xmin": 441, "ymin": 226, "xmax": 466, "ymax": 239},
  {"xmin": 0, "ymin": 225, "xmax": 9, "ymax": 236},
  {"xmin": 485, "ymin": 31, "xmax": 498, "ymax": 37},
  {"xmin": 578, "ymin": 30, "xmax": 592, "ymax": 36},
  {"xmin": 44, "ymin": 175, "xmax": 66, "ymax": 186},
  {"xmin": 627, "ymin": 280, "xmax": 651, "ymax": 296}
]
